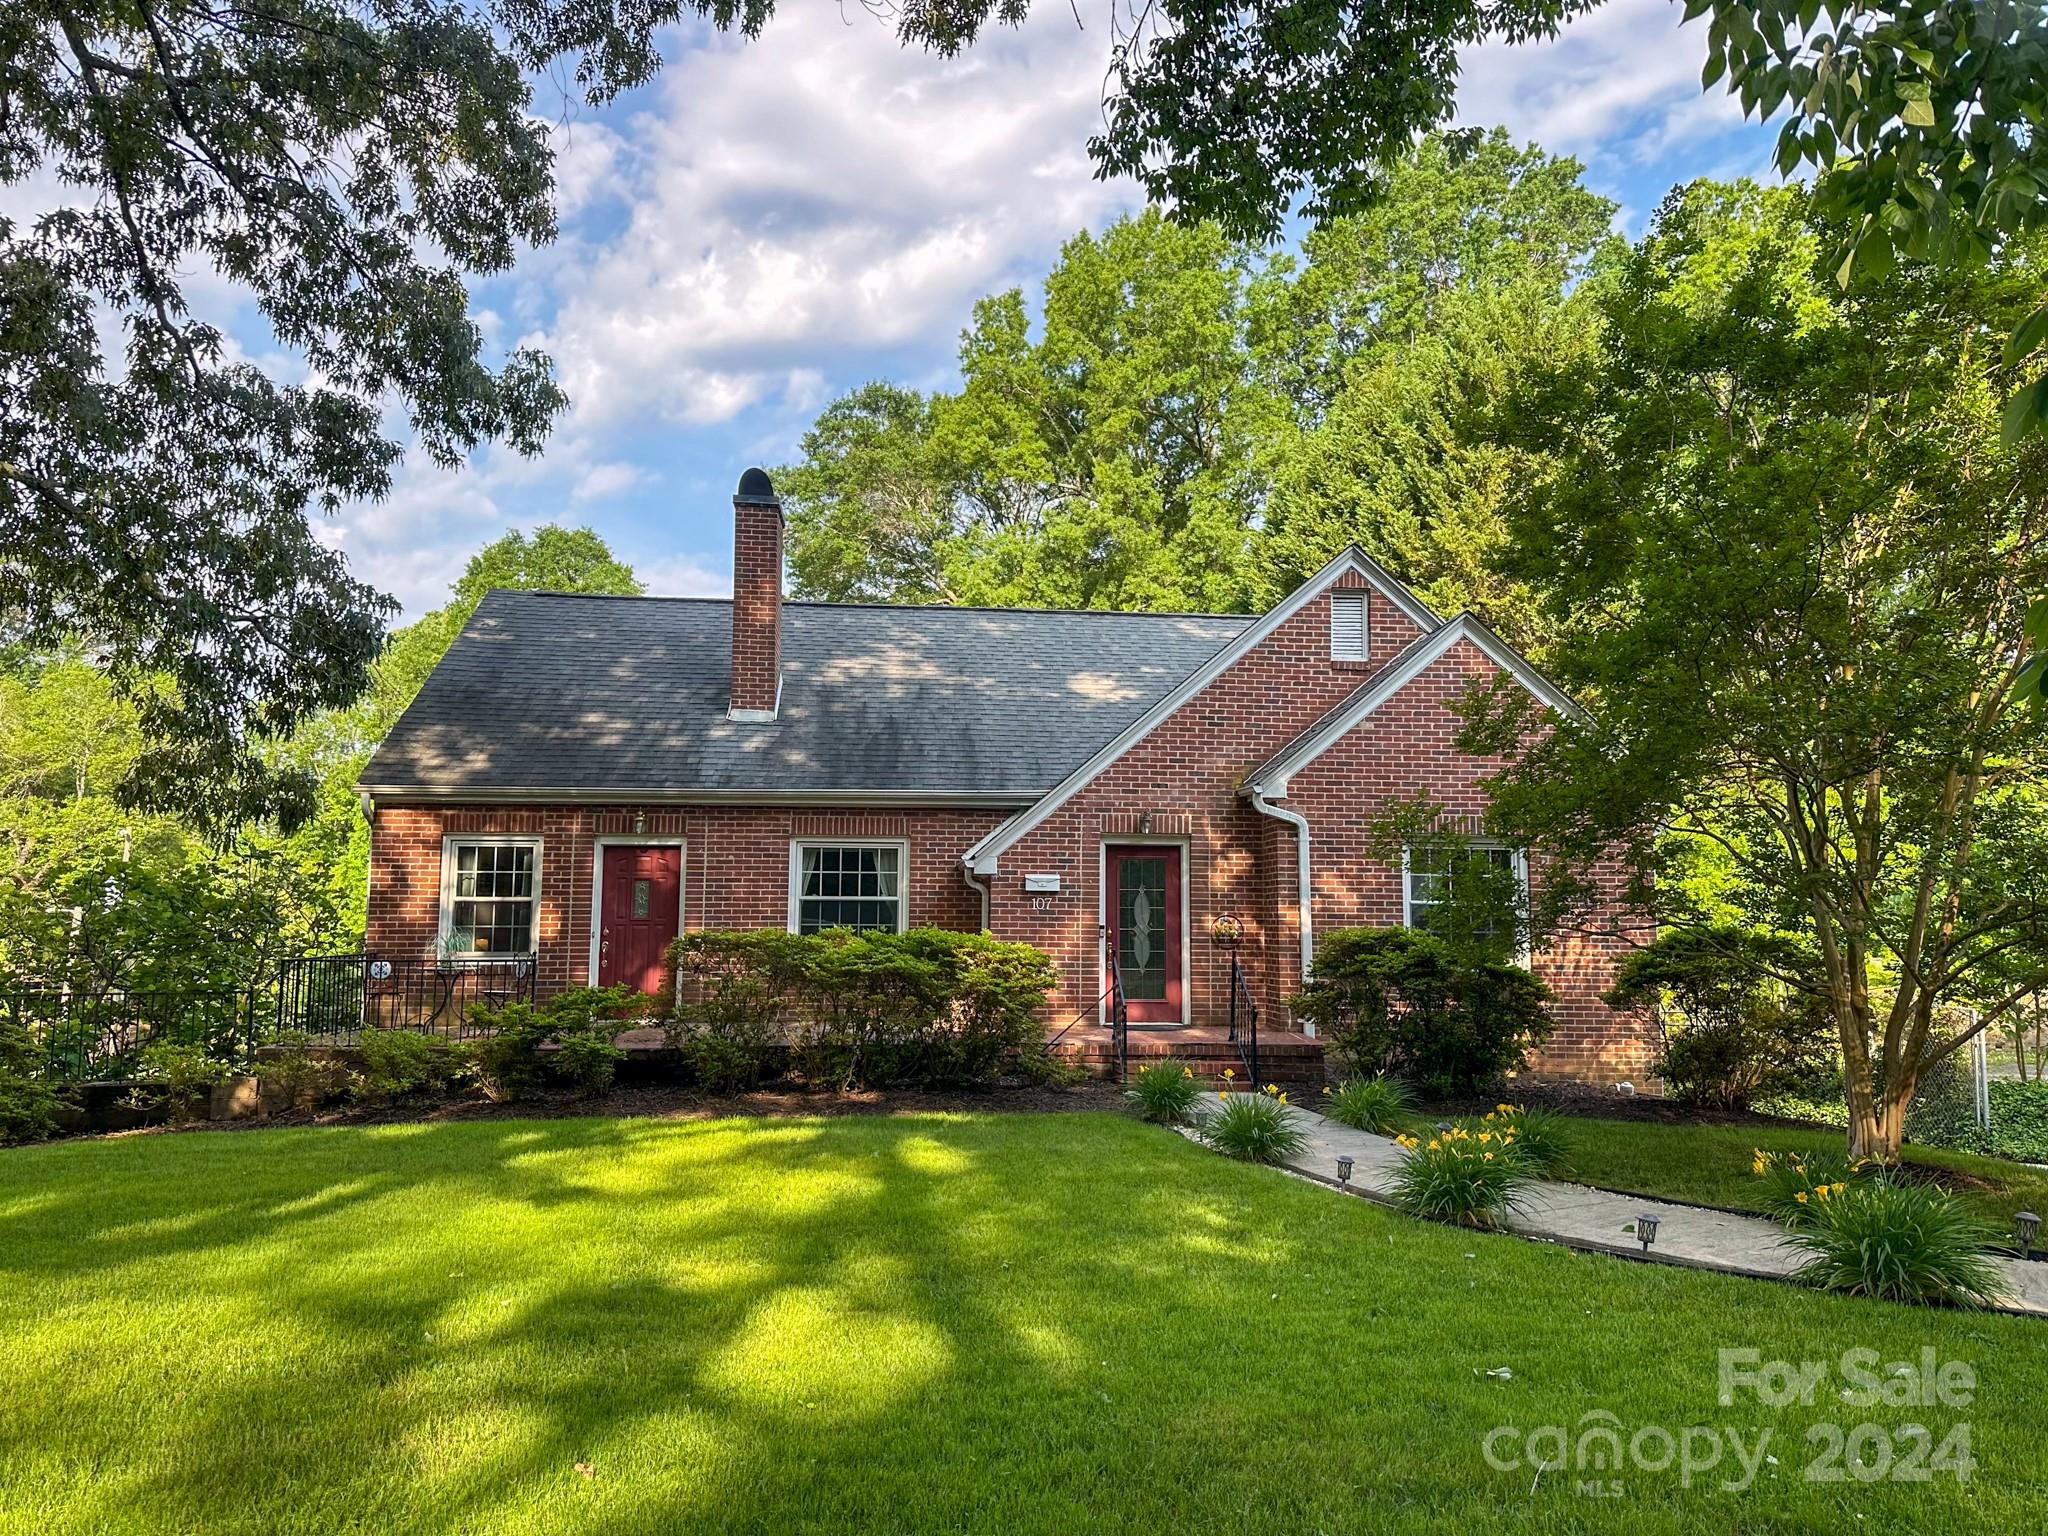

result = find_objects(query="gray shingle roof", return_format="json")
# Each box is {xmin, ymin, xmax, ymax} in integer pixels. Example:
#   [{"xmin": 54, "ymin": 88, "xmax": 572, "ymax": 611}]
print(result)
[{"xmin": 360, "ymin": 591, "xmax": 1254, "ymax": 801}]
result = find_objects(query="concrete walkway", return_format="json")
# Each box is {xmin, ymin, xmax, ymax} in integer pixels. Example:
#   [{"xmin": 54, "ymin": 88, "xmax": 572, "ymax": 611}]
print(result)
[{"xmin": 1271, "ymin": 1105, "xmax": 2048, "ymax": 1319}]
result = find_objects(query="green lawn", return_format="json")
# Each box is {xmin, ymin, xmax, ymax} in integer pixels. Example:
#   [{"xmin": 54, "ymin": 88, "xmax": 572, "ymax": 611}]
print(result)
[
  {"xmin": 2, "ymin": 1112, "xmax": 2043, "ymax": 1534},
  {"xmin": 1516, "ymin": 1115, "xmax": 2048, "ymax": 1230}
]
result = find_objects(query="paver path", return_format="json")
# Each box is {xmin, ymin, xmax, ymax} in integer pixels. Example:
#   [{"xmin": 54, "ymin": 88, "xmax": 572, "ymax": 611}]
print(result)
[{"xmin": 1271, "ymin": 1105, "xmax": 2048, "ymax": 1318}]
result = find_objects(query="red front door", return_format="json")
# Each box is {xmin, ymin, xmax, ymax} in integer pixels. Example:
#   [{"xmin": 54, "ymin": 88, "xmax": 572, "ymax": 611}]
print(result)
[
  {"xmin": 1106, "ymin": 844, "xmax": 1183, "ymax": 1024},
  {"xmin": 598, "ymin": 844, "xmax": 682, "ymax": 994}
]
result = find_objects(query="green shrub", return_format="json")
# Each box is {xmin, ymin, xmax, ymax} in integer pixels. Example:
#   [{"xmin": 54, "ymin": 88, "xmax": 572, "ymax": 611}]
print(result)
[
  {"xmin": 1471, "ymin": 1103, "xmax": 1572, "ymax": 1175},
  {"xmin": 1292, "ymin": 928, "xmax": 1553, "ymax": 1098},
  {"xmin": 1322, "ymin": 1075, "xmax": 1410, "ymax": 1134},
  {"xmin": 132, "ymin": 1041, "xmax": 235, "ymax": 1122},
  {"xmin": 1201, "ymin": 1086, "xmax": 1308, "ymax": 1163},
  {"xmin": 1388, "ymin": 1124, "xmax": 1535, "ymax": 1230},
  {"xmin": 1125, "ymin": 1060, "xmax": 1200, "ymax": 1123},
  {"xmin": 462, "ymin": 987, "xmax": 635, "ymax": 1101},
  {"xmin": 1985, "ymin": 1079, "xmax": 2048, "ymax": 1162},
  {"xmin": 1750, "ymin": 1146, "xmax": 1866, "ymax": 1229},
  {"xmin": 1605, "ymin": 927, "xmax": 1832, "ymax": 1111},
  {"xmin": 351, "ymin": 1029, "xmax": 459, "ymax": 1104},
  {"xmin": 0, "ymin": 1017, "xmax": 68, "ymax": 1144},
  {"xmin": 669, "ymin": 929, "xmax": 1056, "ymax": 1091},
  {"xmin": 674, "ymin": 1030, "xmax": 775, "ymax": 1095},
  {"xmin": 1788, "ymin": 1180, "xmax": 2010, "ymax": 1308},
  {"xmin": 262, "ymin": 1032, "xmax": 355, "ymax": 1112}
]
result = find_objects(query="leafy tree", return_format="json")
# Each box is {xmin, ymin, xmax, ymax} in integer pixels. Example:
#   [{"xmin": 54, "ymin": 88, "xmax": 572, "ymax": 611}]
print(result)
[
  {"xmin": 2, "ymin": 0, "xmax": 593, "ymax": 829},
  {"xmin": 772, "ymin": 384, "xmax": 952, "ymax": 604},
  {"xmin": 1468, "ymin": 181, "xmax": 2048, "ymax": 1160},
  {"xmin": 784, "ymin": 142, "xmax": 1610, "ymax": 628},
  {"xmin": 784, "ymin": 211, "xmax": 1278, "ymax": 611},
  {"xmin": 0, "ymin": 649, "xmax": 140, "ymax": 802}
]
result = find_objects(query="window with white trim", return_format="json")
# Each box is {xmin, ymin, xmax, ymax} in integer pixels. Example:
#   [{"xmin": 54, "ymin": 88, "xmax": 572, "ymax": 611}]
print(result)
[
  {"xmin": 1330, "ymin": 591, "xmax": 1369, "ymax": 661},
  {"xmin": 791, "ymin": 841, "xmax": 906, "ymax": 935},
  {"xmin": 1403, "ymin": 842, "xmax": 1526, "ymax": 940},
  {"xmin": 441, "ymin": 838, "xmax": 540, "ymax": 954}
]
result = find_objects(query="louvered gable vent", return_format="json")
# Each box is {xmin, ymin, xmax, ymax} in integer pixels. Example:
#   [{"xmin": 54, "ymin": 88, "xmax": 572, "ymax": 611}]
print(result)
[{"xmin": 1330, "ymin": 591, "xmax": 1369, "ymax": 661}]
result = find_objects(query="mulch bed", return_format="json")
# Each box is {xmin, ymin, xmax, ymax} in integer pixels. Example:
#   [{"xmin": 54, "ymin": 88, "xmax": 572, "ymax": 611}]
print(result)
[
  {"xmin": 99, "ymin": 1077, "xmax": 1129, "ymax": 1139},
  {"xmin": 1422, "ymin": 1077, "xmax": 1835, "ymax": 1131}
]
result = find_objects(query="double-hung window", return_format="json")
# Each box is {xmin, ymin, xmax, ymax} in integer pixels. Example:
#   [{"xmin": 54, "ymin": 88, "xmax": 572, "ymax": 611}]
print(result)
[
  {"xmin": 791, "ymin": 841, "xmax": 906, "ymax": 935},
  {"xmin": 1403, "ymin": 842, "xmax": 1526, "ymax": 942},
  {"xmin": 441, "ymin": 838, "xmax": 540, "ymax": 955}
]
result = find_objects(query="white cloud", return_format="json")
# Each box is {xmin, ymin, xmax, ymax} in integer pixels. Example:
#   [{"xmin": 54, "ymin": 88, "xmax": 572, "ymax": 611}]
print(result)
[
  {"xmin": 634, "ymin": 553, "xmax": 731, "ymax": 598},
  {"xmin": 1456, "ymin": 0, "xmax": 1749, "ymax": 163},
  {"xmin": 571, "ymin": 459, "xmax": 649, "ymax": 502},
  {"xmin": 537, "ymin": 7, "xmax": 1136, "ymax": 430}
]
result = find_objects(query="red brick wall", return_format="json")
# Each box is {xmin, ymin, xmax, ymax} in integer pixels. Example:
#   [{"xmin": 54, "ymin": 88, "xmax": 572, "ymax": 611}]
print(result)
[
  {"xmin": 365, "ymin": 804, "xmax": 1007, "ymax": 990},
  {"xmin": 1283, "ymin": 637, "xmax": 1657, "ymax": 1084},
  {"xmin": 985, "ymin": 576, "xmax": 1427, "ymax": 1033},
  {"xmin": 730, "ymin": 499, "xmax": 782, "ymax": 714}
]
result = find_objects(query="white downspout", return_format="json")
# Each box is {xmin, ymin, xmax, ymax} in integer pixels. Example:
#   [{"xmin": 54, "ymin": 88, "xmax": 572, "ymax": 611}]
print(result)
[
  {"xmin": 1248, "ymin": 783, "xmax": 1314, "ymax": 999},
  {"xmin": 961, "ymin": 862, "xmax": 992, "ymax": 932}
]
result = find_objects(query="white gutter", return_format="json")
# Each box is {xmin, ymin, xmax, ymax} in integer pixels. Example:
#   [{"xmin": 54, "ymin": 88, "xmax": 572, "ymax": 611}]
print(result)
[
  {"xmin": 1248, "ymin": 784, "xmax": 1314, "ymax": 989},
  {"xmin": 961, "ymin": 863, "xmax": 992, "ymax": 932}
]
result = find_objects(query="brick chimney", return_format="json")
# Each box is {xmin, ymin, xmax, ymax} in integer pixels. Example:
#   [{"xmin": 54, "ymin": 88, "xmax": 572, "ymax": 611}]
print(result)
[{"xmin": 728, "ymin": 466, "xmax": 783, "ymax": 720}]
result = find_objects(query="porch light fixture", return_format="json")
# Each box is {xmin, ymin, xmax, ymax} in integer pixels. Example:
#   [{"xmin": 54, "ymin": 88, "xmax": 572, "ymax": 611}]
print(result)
[
  {"xmin": 1138, "ymin": 812, "xmax": 1152, "ymax": 835},
  {"xmin": 2017, "ymin": 1211, "xmax": 2040, "ymax": 1260},
  {"xmin": 1336, "ymin": 1155, "xmax": 1354, "ymax": 1188},
  {"xmin": 1635, "ymin": 1213, "xmax": 1660, "ymax": 1254},
  {"xmin": 632, "ymin": 811, "xmax": 646, "ymax": 835}
]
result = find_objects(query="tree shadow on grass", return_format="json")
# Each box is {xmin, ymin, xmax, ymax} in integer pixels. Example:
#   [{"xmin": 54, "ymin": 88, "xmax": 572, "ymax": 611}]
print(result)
[{"xmin": 2, "ymin": 1113, "xmax": 2044, "ymax": 1535}]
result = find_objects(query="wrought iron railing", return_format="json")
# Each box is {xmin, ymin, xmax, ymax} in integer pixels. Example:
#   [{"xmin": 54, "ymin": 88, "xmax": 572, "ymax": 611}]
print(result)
[
  {"xmin": 1103, "ymin": 922, "xmax": 1130, "ymax": 1083},
  {"xmin": 1227, "ymin": 952, "xmax": 1260, "ymax": 1088},
  {"xmin": 1, "ymin": 986, "xmax": 250, "ymax": 1081},
  {"xmin": 274, "ymin": 955, "xmax": 538, "ymax": 1042}
]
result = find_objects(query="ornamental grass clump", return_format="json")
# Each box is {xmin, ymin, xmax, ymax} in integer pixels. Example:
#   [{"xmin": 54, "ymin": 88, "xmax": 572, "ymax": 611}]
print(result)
[
  {"xmin": 1473, "ymin": 1103, "xmax": 1572, "ymax": 1175},
  {"xmin": 1751, "ymin": 1146, "xmax": 1867, "ymax": 1229},
  {"xmin": 1202, "ymin": 1083, "xmax": 1308, "ymax": 1163},
  {"xmin": 1787, "ymin": 1179, "xmax": 2009, "ymax": 1309},
  {"xmin": 1125, "ymin": 1059, "xmax": 1201, "ymax": 1124},
  {"xmin": 1388, "ymin": 1123, "xmax": 1535, "ymax": 1230},
  {"xmin": 1321, "ymin": 1075, "xmax": 1410, "ymax": 1134}
]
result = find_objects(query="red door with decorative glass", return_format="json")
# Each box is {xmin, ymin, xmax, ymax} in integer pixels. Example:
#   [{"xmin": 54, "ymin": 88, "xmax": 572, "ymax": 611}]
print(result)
[
  {"xmin": 598, "ymin": 845, "xmax": 682, "ymax": 994},
  {"xmin": 1106, "ymin": 844, "xmax": 1183, "ymax": 1023}
]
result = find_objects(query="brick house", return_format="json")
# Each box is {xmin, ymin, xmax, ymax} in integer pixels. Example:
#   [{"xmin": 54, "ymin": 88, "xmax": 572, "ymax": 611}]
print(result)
[{"xmin": 359, "ymin": 468, "xmax": 1655, "ymax": 1083}]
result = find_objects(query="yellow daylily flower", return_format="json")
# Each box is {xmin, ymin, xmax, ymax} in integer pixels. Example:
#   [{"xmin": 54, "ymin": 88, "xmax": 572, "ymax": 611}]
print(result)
[{"xmin": 1794, "ymin": 1190, "xmax": 1809, "ymax": 1205}]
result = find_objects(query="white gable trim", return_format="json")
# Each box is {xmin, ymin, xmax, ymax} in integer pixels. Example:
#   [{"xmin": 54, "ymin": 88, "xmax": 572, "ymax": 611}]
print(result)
[
  {"xmin": 1243, "ymin": 614, "xmax": 1586, "ymax": 797},
  {"xmin": 960, "ymin": 546, "xmax": 1443, "ymax": 869}
]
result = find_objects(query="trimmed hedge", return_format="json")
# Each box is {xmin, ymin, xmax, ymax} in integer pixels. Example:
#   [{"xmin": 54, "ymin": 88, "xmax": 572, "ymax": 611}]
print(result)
[
  {"xmin": 668, "ymin": 928, "xmax": 1057, "ymax": 1091},
  {"xmin": 1292, "ymin": 927, "xmax": 1554, "ymax": 1097}
]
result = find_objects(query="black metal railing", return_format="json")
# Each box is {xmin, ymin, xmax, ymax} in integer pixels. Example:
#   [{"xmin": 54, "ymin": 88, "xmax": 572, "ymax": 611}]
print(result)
[
  {"xmin": 1226, "ymin": 952, "xmax": 1260, "ymax": 1088},
  {"xmin": 2, "ymin": 986, "xmax": 250, "ymax": 1081},
  {"xmin": 274, "ymin": 955, "xmax": 538, "ymax": 1042},
  {"xmin": 1102, "ymin": 922, "xmax": 1130, "ymax": 1084}
]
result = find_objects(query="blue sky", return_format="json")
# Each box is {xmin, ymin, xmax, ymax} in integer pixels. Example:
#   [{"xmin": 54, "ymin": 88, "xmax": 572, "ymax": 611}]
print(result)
[{"xmin": 316, "ymin": 0, "xmax": 1780, "ymax": 617}]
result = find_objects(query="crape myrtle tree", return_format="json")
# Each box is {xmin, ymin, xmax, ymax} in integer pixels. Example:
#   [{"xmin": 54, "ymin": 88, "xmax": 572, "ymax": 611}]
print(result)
[{"xmin": 1466, "ymin": 182, "xmax": 2048, "ymax": 1162}]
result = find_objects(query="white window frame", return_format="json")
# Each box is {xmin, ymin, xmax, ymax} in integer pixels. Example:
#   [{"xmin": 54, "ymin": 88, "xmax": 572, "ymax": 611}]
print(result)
[
  {"xmin": 787, "ymin": 838, "xmax": 911, "ymax": 936},
  {"xmin": 438, "ymin": 835, "xmax": 543, "ymax": 957},
  {"xmin": 1400, "ymin": 841, "xmax": 1528, "ymax": 954},
  {"xmin": 1329, "ymin": 591, "xmax": 1370, "ymax": 661}
]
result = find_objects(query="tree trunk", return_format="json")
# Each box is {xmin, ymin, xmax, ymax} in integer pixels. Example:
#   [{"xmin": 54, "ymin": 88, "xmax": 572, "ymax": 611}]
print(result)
[{"xmin": 1848, "ymin": 1088, "xmax": 1909, "ymax": 1163}]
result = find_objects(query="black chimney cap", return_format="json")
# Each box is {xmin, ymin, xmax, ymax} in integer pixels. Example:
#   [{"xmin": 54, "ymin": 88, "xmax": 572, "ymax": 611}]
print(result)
[{"xmin": 734, "ymin": 467, "xmax": 777, "ymax": 504}]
